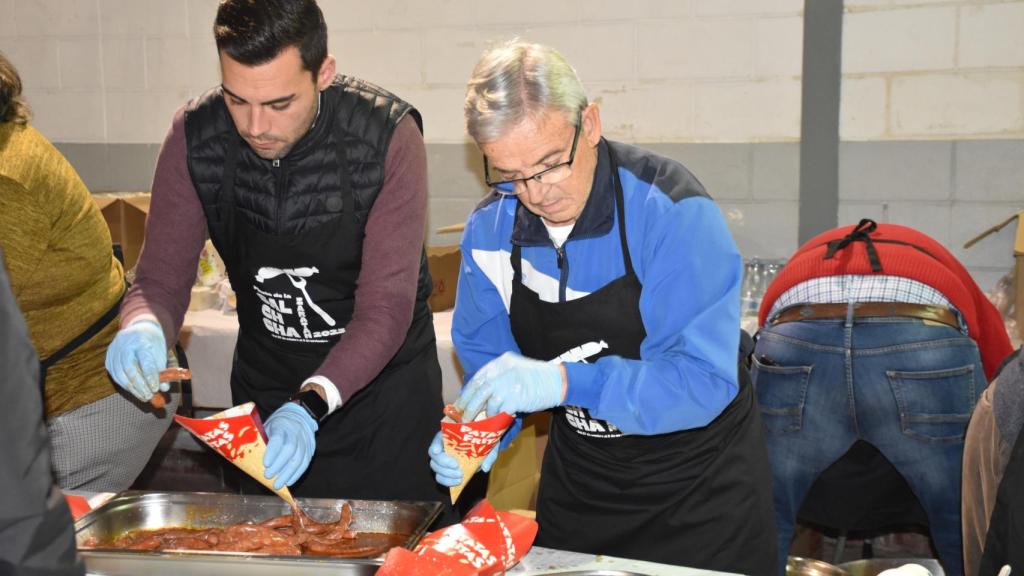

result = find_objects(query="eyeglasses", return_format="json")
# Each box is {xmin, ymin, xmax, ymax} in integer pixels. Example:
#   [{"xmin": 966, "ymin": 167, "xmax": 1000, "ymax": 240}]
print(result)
[{"xmin": 483, "ymin": 110, "xmax": 582, "ymax": 195}]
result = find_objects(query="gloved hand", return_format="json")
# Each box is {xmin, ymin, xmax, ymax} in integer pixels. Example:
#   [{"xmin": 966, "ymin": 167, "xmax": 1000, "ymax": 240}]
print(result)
[
  {"xmin": 427, "ymin": 431, "xmax": 501, "ymax": 488},
  {"xmin": 455, "ymin": 352, "xmax": 566, "ymax": 422},
  {"xmin": 428, "ymin": 431, "xmax": 462, "ymax": 487},
  {"xmin": 105, "ymin": 319, "xmax": 167, "ymax": 402},
  {"xmin": 263, "ymin": 402, "xmax": 318, "ymax": 490}
]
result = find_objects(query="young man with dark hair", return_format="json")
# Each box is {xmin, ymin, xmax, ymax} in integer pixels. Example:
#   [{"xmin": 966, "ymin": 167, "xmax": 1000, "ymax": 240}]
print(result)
[{"xmin": 106, "ymin": 0, "xmax": 448, "ymax": 511}]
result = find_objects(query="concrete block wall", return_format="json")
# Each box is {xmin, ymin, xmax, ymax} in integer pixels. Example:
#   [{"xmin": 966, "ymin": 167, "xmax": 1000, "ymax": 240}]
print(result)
[
  {"xmin": 1, "ymin": 0, "xmax": 1021, "ymax": 290},
  {"xmin": 839, "ymin": 0, "xmax": 1024, "ymax": 291},
  {"xmin": 1, "ymin": 0, "xmax": 805, "ymax": 261}
]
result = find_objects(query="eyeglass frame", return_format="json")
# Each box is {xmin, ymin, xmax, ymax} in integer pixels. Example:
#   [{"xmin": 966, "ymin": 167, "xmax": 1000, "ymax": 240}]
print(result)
[{"xmin": 482, "ymin": 109, "xmax": 583, "ymax": 195}]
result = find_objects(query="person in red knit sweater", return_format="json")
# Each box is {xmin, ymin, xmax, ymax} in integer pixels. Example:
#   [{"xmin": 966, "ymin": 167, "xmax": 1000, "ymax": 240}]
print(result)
[{"xmin": 753, "ymin": 219, "xmax": 1012, "ymax": 575}]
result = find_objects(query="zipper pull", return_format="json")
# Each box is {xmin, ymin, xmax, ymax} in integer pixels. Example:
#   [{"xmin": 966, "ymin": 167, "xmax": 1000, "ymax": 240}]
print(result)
[
  {"xmin": 556, "ymin": 246, "xmax": 565, "ymax": 269},
  {"xmin": 272, "ymin": 158, "xmax": 280, "ymax": 168}
]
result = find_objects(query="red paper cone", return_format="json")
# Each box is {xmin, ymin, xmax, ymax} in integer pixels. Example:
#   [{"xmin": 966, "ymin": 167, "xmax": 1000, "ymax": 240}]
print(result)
[
  {"xmin": 174, "ymin": 402, "xmax": 295, "ymax": 505},
  {"xmin": 440, "ymin": 412, "xmax": 514, "ymax": 503}
]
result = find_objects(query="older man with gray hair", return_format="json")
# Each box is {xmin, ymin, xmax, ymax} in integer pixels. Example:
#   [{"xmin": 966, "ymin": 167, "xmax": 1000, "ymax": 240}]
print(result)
[{"xmin": 428, "ymin": 41, "xmax": 776, "ymax": 573}]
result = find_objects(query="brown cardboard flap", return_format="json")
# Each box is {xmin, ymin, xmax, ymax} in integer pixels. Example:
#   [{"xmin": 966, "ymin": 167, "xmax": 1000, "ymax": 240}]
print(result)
[
  {"xmin": 435, "ymin": 223, "xmax": 466, "ymax": 234},
  {"xmin": 427, "ymin": 245, "xmax": 461, "ymax": 312},
  {"xmin": 1016, "ymin": 213, "xmax": 1024, "ymax": 255},
  {"xmin": 486, "ymin": 412, "xmax": 550, "ymax": 512},
  {"xmin": 93, "ymin": 192, "xmax": 151, "ymax": 271}
]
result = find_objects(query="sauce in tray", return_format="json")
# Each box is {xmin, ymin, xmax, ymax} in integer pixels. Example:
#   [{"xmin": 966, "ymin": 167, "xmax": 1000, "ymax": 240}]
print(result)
[{"xmin": 84, "ymin": 503, "xmax": 408, "ymax": 558}]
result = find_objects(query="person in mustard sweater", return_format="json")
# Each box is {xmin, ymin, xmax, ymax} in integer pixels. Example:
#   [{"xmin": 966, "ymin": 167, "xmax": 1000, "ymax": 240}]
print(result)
[{"xmin": 0, "ymin": 51, "xmax": 178, "ymax": 491}]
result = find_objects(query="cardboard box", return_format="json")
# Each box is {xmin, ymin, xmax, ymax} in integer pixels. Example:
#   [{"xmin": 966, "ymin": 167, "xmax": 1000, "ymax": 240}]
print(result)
[
  {"xmin": 427, "ymin": 244, "xmax": 461, "ymax": 312},
  {"xmin": 964, "ymin": 210, "xmax": 1024, "ymax": 343},
  {"xmin": 93, "ymin": 192, "xmax": 151, "ymax": 272},
  {"xmin": 486, "ymin": 412, "xmax": 550, "ymax": 512}
]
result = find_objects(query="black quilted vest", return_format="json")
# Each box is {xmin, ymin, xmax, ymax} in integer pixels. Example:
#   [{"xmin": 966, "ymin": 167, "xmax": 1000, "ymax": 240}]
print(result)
[{"xmin": 183, "ymin": 75, "xmax": 433, "ymax": 303}]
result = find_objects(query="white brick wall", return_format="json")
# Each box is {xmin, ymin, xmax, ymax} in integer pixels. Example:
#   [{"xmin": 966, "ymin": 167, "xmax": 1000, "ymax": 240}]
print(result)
[
  {"xmin": 0, "ymin": 0, "xmax": 16, "ymax": 37},
  {"xmin": 585, "ymin": 0, "xmax": 691, "ymax": 21},
  {"xmin": 1, "ymin": 1, "xmax": 1020, "ymax": 146},
  {"xmin": 105, "ymin": 89, "xmax": 191, "ymax": 143},
  {"xmin": 694, "ymin": 0, "xmax": 803, "ymax": 17},
  {"xmin": 422, "ymin": 29, "xmax": 490, "ymax": 86},
  {"xmin": 843, "ymin": 6, "xmax": 957, "ymax": 74},
  {"xmin": 594, "ymin": 83, "xmax": 695, "ymax": 142},
  {"xmin": 147, "ymin": 37, "xmax": 194, "ymax": 92},
  {"xmin": 101, "ymin": 37, "xmax": 146, "ymax": 90},
  {"xmin": 885, "ymin": 202, "xmax": 954, "ymax": 246},
  {"xmin": 719, "ymin": 201, "xmax": 800, "ymax": 260},
  {"xmin": 188, "ymin": 39, "xmax": 220, "ymax": 93},
  {"xmin": 638, "ymin": 19, "xmax": 754, "ymax": 80},
  {"xmin": 391, "ymin": 85, "xmax": 467, "ymax": 143},
  {"xmin": 840, "ymin": 77, "xmax": 888, "ymax": 140},
  {"xmin": 891, "ymin": 73, "xmax": 1024, "ymax": 136},
  {"xmin": 950, "ymin": 203, "xmax": 1024, "ymax": 270},
  {"xmin": 21, "ymin": 90, "xmax": 105, "ymax": 142},
  {"xmin": 59, "ymin": 38, "xmax": 103, "ymax": 90},
  {"xmin": 959, "ymin": 2, "xmax": 1024, "ymax": 69},
  {"xmin": 1, "ymin": 0, "xmax": 812, "ymax": 145},
  {"xmin": 755, "ymin": 16, "xmax": 804, "ymax": 78},
  {"xmin": 6, "ymin": 38, "xmax": 61, "ymax": 89},
  {"xmin": 13, "ymin": 0, "xmax": 99, "ymax": 37},
  {"xmin": 694, "ymin": 80, "xmax": 802, "ymax": 141},
  {"xmin": 331, "ymin": 29, "xmax": 423, "ymax": 86},
  {"xmin": 98, "ymin": 0, "xmax": 189, "ymax": 36},
  {"xmin": 0, "ymin": 0, "xmax": 1020, "ymax": 286},
  {"xmin": 840, "ymin": 0, "xmax": 1024, "ymax": 291},
  {"xmin": 840, "ymin": 0, "xmax": 1024, "ymax": 141}
]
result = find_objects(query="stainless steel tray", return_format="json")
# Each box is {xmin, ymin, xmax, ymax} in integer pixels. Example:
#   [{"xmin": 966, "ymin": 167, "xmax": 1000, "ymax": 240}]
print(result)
[{"xmin": 75, "ymin": 491, "xmax": 441, "ymax": 576}]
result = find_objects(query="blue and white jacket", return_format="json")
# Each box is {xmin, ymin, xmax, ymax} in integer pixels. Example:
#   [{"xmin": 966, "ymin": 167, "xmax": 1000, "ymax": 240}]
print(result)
[{"xmin": 452, "ymin": 139, "xmax": 742, "ymax": 435}]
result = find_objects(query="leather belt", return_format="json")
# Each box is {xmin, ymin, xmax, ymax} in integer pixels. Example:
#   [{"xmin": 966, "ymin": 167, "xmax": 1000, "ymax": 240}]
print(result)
[{"xmin": 771, "ymin": 302, "xmax": 959, "ymax": 330}]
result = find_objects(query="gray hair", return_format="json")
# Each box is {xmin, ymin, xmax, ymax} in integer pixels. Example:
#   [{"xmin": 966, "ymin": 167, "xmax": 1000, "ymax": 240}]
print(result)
[{"xmin": 464, "ymin": 41, "xmax": 587, "ymax": 143}]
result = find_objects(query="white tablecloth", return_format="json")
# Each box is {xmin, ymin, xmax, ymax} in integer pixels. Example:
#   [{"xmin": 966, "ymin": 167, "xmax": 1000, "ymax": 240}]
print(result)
[{"xmin": 179, "ymin": 309, "xmax": 464, "ymax": 408}]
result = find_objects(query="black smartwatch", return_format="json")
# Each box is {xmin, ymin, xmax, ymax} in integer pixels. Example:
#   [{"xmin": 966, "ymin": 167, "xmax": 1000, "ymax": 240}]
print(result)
[{"xmin": 290, "ymin": 388, "xmax": 329, "ymax": 423}]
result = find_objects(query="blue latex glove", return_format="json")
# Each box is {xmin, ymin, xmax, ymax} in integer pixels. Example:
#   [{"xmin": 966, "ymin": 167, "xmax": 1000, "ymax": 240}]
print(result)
[
  {"xmin": 428, "ymin": 431, "xmax": 501, "ymax": 488},
  {"xmin": 428, "ymin": 431, "xmax": 462, "ymax": 487},
  {"xmin": 105, "ymin": 319, "xmax": 167, "ymax": 402},
  {"xmin": 455, "ymin": 352, "xmax": 565, "ymax": 422},
  {"xmin": 263, "ymin": 402, "xmax": 318, "ymax": 490}
]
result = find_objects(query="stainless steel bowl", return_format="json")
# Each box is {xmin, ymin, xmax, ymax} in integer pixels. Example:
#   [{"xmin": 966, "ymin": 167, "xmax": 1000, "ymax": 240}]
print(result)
[
  {"xmin": 787, "ymin": 556, "xmax": 852, "ymax": 576},
  {"xmin": 838, "ymin": 558, "xmax": 944, "ymax": 576}
]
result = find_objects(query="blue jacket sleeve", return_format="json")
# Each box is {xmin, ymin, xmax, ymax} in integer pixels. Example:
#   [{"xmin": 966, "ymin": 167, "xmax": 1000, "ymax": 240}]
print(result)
[
  {"xmin": 562, "ymin": 196, "xmax": 742, "ymax": 435},
  {"xmin": 451, "ymin": 222, "xmax": 521, "ymax": 383},
  {"xmin": 451, "ymin": 213, "xmax": 527, "ymax": 446}
]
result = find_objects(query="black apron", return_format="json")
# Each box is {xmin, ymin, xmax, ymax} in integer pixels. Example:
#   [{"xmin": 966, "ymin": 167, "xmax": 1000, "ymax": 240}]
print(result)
[
  {"xmin": 508, "ymin": 149, "xmax": 777, "ymax": 573},
  {"xmin": 215, "ymin": 137, "xmax": 449, "ymax": 508}
]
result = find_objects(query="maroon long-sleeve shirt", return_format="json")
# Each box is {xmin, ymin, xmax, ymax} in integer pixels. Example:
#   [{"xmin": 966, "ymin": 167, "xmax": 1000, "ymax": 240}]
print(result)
[{"xmin": 121, "ymin": 106, "xmax": 429, "ymax": 403}]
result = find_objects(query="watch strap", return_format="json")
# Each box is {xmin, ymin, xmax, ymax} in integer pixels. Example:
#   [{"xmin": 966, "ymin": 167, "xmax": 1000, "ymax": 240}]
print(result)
[{"xmin": 290, "ymin": 389, "xmax": 329, "ymax": 423}]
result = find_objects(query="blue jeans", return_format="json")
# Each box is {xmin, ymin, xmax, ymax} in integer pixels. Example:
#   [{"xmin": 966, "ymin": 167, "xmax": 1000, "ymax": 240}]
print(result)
[{"xmin": 753, "ymin": 313, "xmax": 984, "ymax": 576}]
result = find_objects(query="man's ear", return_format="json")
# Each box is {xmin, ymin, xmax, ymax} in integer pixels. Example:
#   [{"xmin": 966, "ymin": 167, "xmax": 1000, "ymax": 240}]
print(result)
[
  {"xmin": 582, "ymin": 103, "xmax": 602, "ymax": 147},
  {"xmin": 316, "ymin": 54, "xmax": 337, "ymax": 91}
]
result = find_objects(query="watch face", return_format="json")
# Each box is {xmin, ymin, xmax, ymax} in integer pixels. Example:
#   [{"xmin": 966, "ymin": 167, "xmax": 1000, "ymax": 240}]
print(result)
[{"xmin": 293, "ymin": 390, "xmax": 328, "ymax": 422}]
